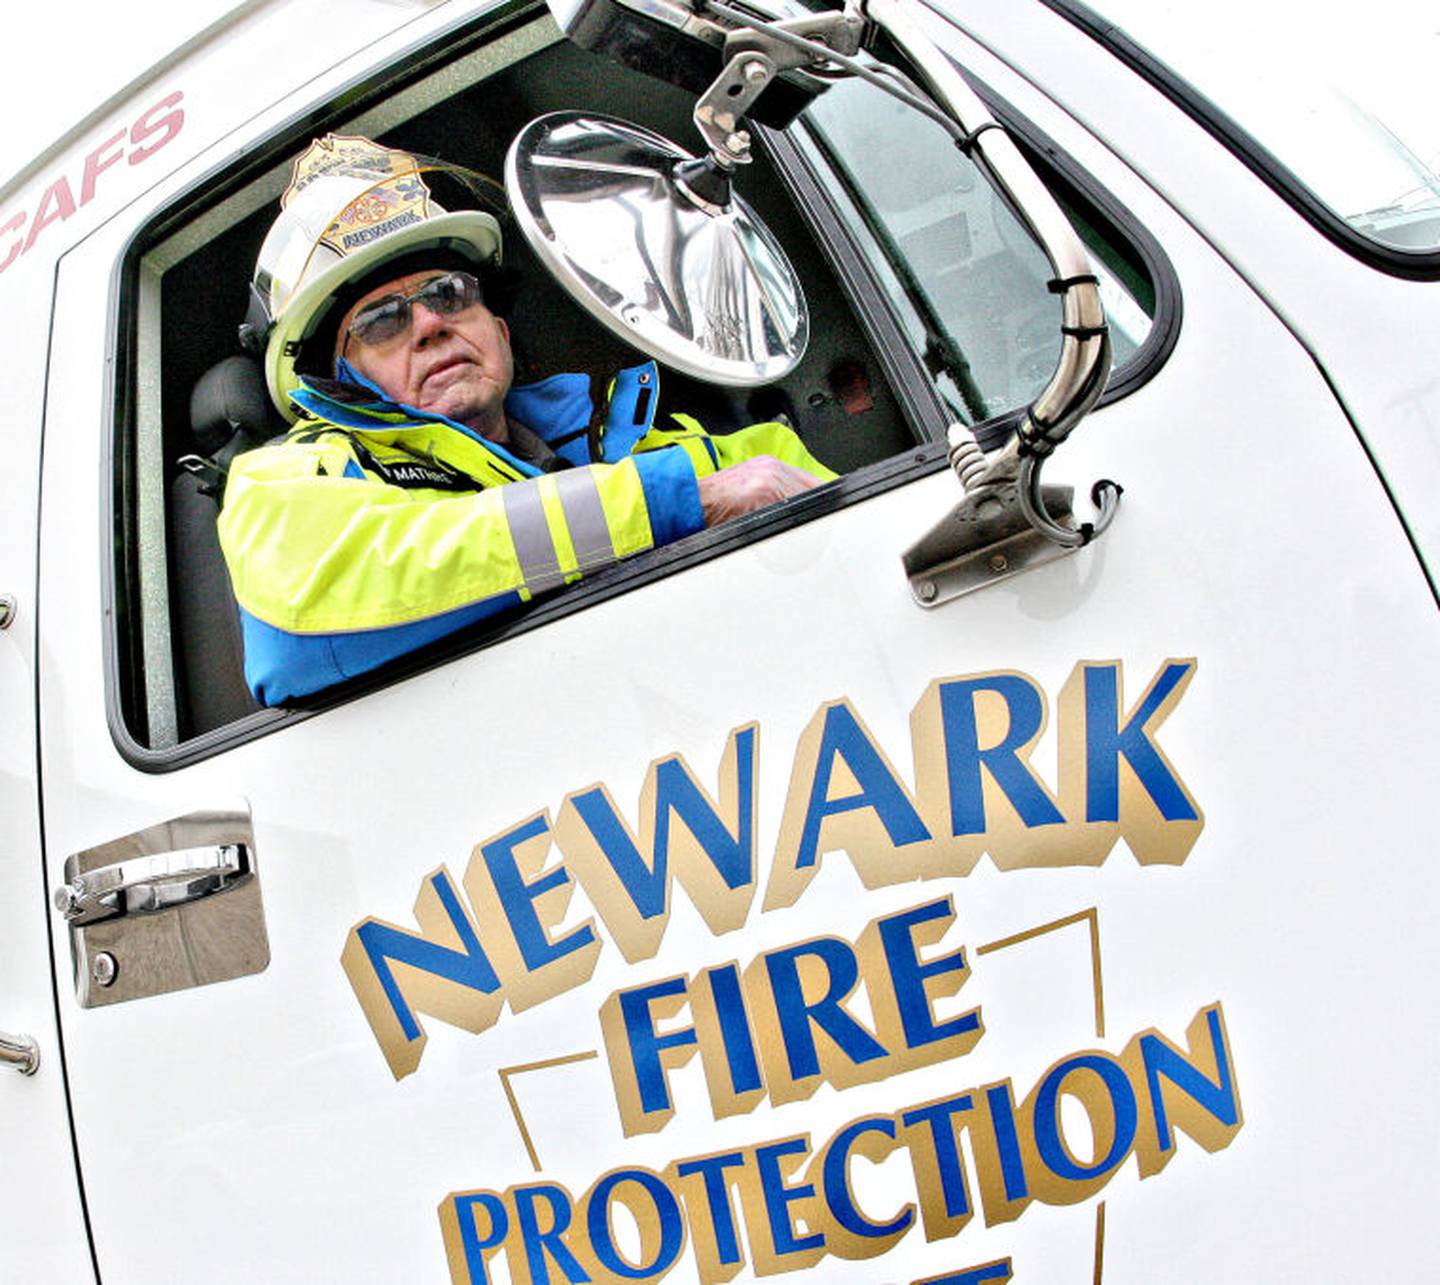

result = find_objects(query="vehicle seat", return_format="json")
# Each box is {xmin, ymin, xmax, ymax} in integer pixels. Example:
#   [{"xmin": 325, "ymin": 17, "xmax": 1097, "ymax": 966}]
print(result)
[{"xmin": 170, "ymin": 355, "xmax": 277, "ymax": 735}]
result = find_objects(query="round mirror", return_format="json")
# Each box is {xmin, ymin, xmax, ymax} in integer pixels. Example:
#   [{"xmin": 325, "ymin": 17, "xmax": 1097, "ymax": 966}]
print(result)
[{"xmin": 505, "ymin": 111, "xmax": 809, "ymax": 386}]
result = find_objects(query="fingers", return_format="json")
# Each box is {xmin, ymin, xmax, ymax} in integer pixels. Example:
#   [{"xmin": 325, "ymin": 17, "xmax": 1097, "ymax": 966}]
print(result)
[{"xmin": 696, "ymin": 456, "xmax": 824, "ymax": 527}]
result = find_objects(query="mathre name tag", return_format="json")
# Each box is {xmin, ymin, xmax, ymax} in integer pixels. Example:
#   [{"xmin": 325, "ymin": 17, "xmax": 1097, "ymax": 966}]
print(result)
[{"xmin": 362, "ymin": 455, "xmax": 476, "ymax": 493}]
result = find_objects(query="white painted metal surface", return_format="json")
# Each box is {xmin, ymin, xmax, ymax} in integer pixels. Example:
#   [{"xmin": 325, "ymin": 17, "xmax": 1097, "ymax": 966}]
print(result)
[{"xmin": 7, "ymin": 1, "xmax": 1439, "ymax": 1283}]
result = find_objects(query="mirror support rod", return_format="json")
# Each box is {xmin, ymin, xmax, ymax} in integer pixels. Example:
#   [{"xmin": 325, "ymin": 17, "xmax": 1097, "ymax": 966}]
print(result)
[
  {"xmin": 706, "ymin": 0, "xmax": 1111, "ymax": 463},
  {"xmin": 853, "ymin": 0, "xmax": 1121, "ymax": 599}
]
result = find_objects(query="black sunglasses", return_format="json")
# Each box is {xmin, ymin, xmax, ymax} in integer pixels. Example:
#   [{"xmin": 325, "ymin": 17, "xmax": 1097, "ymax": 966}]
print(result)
[{"xmin": 345, "ymin": 270, "xmax": 485, "ymax": 348}]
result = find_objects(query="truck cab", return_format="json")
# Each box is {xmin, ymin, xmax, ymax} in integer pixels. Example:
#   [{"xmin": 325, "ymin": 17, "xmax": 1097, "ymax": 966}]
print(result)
[{"xmin": 3, "ymin": 1, "xmax": 1437, "ymax": 1281}]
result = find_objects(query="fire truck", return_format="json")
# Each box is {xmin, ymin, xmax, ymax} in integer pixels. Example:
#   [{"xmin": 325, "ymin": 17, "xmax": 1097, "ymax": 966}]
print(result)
[{"xmin": 2, "ymin": 1, "xmax": 1436, "ymax": 1280}]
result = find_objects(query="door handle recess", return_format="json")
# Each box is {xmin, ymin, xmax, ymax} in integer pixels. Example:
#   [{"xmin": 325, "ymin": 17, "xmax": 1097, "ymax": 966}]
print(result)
[
  {"xmin": 53, "ymin": 844, "xmax": 248, "ymax": 927},
  {"xmin": 57, "ymin": 808, "xmax": 267, "ymax": 1008},
  {"xmin": 0, "ymin": 1030, "xmax": 39, "ymax": 1076}
]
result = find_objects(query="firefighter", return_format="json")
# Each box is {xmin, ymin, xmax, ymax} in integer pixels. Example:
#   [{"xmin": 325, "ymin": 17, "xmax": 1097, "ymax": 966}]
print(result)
[{"xmin": 219, "ymin": 137, "xmax": 834, "ymax": 704}]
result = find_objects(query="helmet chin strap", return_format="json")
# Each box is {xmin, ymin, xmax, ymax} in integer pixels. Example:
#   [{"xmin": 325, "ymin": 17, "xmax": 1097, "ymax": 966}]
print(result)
[{"xmin": 237, "ymin": 281, "xmax": 274, "ymax": 355}]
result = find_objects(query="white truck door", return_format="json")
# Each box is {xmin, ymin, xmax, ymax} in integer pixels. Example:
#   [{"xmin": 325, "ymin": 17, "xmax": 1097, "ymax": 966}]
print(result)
[{"xmin": 35, "ymin": 21, "xmax": 1440, "ymax": 1285}]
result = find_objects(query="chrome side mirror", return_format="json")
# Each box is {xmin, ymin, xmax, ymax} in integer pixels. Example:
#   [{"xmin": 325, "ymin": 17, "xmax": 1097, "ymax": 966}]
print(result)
[{"xmin": 505, "ymin": 111, "xmax": 809, "ymax": 386}]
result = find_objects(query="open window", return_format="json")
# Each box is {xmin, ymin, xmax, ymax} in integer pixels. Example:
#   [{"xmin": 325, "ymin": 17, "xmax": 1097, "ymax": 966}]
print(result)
[{"xmin": 108, "ymin": 0, "xmax": 1176, "ymax": 767}]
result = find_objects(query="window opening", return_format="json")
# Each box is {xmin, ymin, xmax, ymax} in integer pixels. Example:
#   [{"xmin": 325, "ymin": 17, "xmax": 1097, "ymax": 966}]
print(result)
[{"xmin": 109, "ymin": 3, "xmax": 1173, "ymax": 765}]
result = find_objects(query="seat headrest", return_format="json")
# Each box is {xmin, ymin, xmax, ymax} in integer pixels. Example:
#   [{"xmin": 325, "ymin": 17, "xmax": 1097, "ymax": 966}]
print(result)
[{"xmin": 190, "ymin": 355, "xmax": 277, "ymax": 458}]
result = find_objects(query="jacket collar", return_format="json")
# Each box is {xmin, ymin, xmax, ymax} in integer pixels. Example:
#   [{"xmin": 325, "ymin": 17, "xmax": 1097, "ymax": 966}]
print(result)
[
  {"xmin": 301, "ymin": 357, "xmax": 598, "ymax": 437},
  {"xmin": 291, "ymin": 357, "xmax": 661, "ymax": 468},
  {"xmin": 293, "ymin": 358, "xmax": 543, "ymax": 477}
]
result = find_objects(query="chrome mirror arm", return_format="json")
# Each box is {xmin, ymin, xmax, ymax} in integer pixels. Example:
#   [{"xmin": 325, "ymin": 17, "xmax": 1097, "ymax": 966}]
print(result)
[{"xmin": 851, "ymin": 0, "xmax": 1122, "ymax": 597}]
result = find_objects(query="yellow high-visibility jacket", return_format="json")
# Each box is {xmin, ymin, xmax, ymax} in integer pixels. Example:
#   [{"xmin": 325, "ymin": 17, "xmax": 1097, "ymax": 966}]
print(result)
[{"xmin": 218, "ymin": 360, "xmax": 835, "ymax": 705}]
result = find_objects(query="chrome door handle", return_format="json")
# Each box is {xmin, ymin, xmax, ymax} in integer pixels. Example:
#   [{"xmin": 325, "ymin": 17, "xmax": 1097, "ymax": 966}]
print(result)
[
  {"xmin": 53, "ymin": 843, "xmax": 248, "ymax": 927},
  {"xmin": 58, "ymin": 808, "xmax": 267, "ymax": 1008},
  {"xmin": 0, "ymin": 1030, "xmax": 39, "ymax": 1076}
]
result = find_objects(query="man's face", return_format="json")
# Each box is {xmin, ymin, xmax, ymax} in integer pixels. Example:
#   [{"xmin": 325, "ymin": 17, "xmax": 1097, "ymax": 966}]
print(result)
[{"xmin": 335, "ymin": 268, "xmax": 513, "ymax": 435}]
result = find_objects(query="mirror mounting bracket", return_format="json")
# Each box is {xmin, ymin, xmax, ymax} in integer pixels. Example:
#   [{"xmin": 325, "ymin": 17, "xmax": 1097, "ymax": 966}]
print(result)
[
  {"xmin": 902, "ymin": 427, "xmax": 1120, "ymax": 607},
  {"xmin": 690, "ymin": 5, "xmax": 864, "ymax": 169}
]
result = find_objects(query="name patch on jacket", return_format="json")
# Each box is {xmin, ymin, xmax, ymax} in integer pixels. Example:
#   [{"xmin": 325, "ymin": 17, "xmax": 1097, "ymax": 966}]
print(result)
[{"xmin": 363, "ymin": 456, "xmax": 479, "ymax": 492}]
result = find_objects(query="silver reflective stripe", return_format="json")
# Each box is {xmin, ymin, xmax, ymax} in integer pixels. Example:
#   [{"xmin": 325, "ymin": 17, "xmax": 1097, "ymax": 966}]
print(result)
[
  {"xmin": 552, "ymin": 469, "xmax": 617, "ymax": 572},
  {"xmin": 502, "ymin": 480, "xmax": 565, "ymax": 595}
]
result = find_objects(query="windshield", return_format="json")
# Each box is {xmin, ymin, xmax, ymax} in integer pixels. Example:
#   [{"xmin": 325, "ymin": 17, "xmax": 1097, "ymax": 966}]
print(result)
[{"xmin": 1076, "ymin": 0, "xmax": 1440, "ymax": 253}]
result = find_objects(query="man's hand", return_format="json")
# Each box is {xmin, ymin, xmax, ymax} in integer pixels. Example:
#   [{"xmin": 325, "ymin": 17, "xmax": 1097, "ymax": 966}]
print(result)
[{"xmin": 697, "ymin": 456, "xmax": 823, "ymax": 527}]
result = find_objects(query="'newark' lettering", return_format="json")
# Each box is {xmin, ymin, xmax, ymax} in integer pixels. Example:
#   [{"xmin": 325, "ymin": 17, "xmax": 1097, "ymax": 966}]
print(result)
[{"xmin": 342, "ymin": 660, "xmax": 1203, "ymax": 1078}]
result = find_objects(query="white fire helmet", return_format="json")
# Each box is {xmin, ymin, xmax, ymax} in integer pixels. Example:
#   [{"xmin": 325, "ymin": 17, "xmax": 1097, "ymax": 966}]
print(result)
[{"xmin": 242, "ymin": 135, "xmax": 505, "ymax": 418}]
